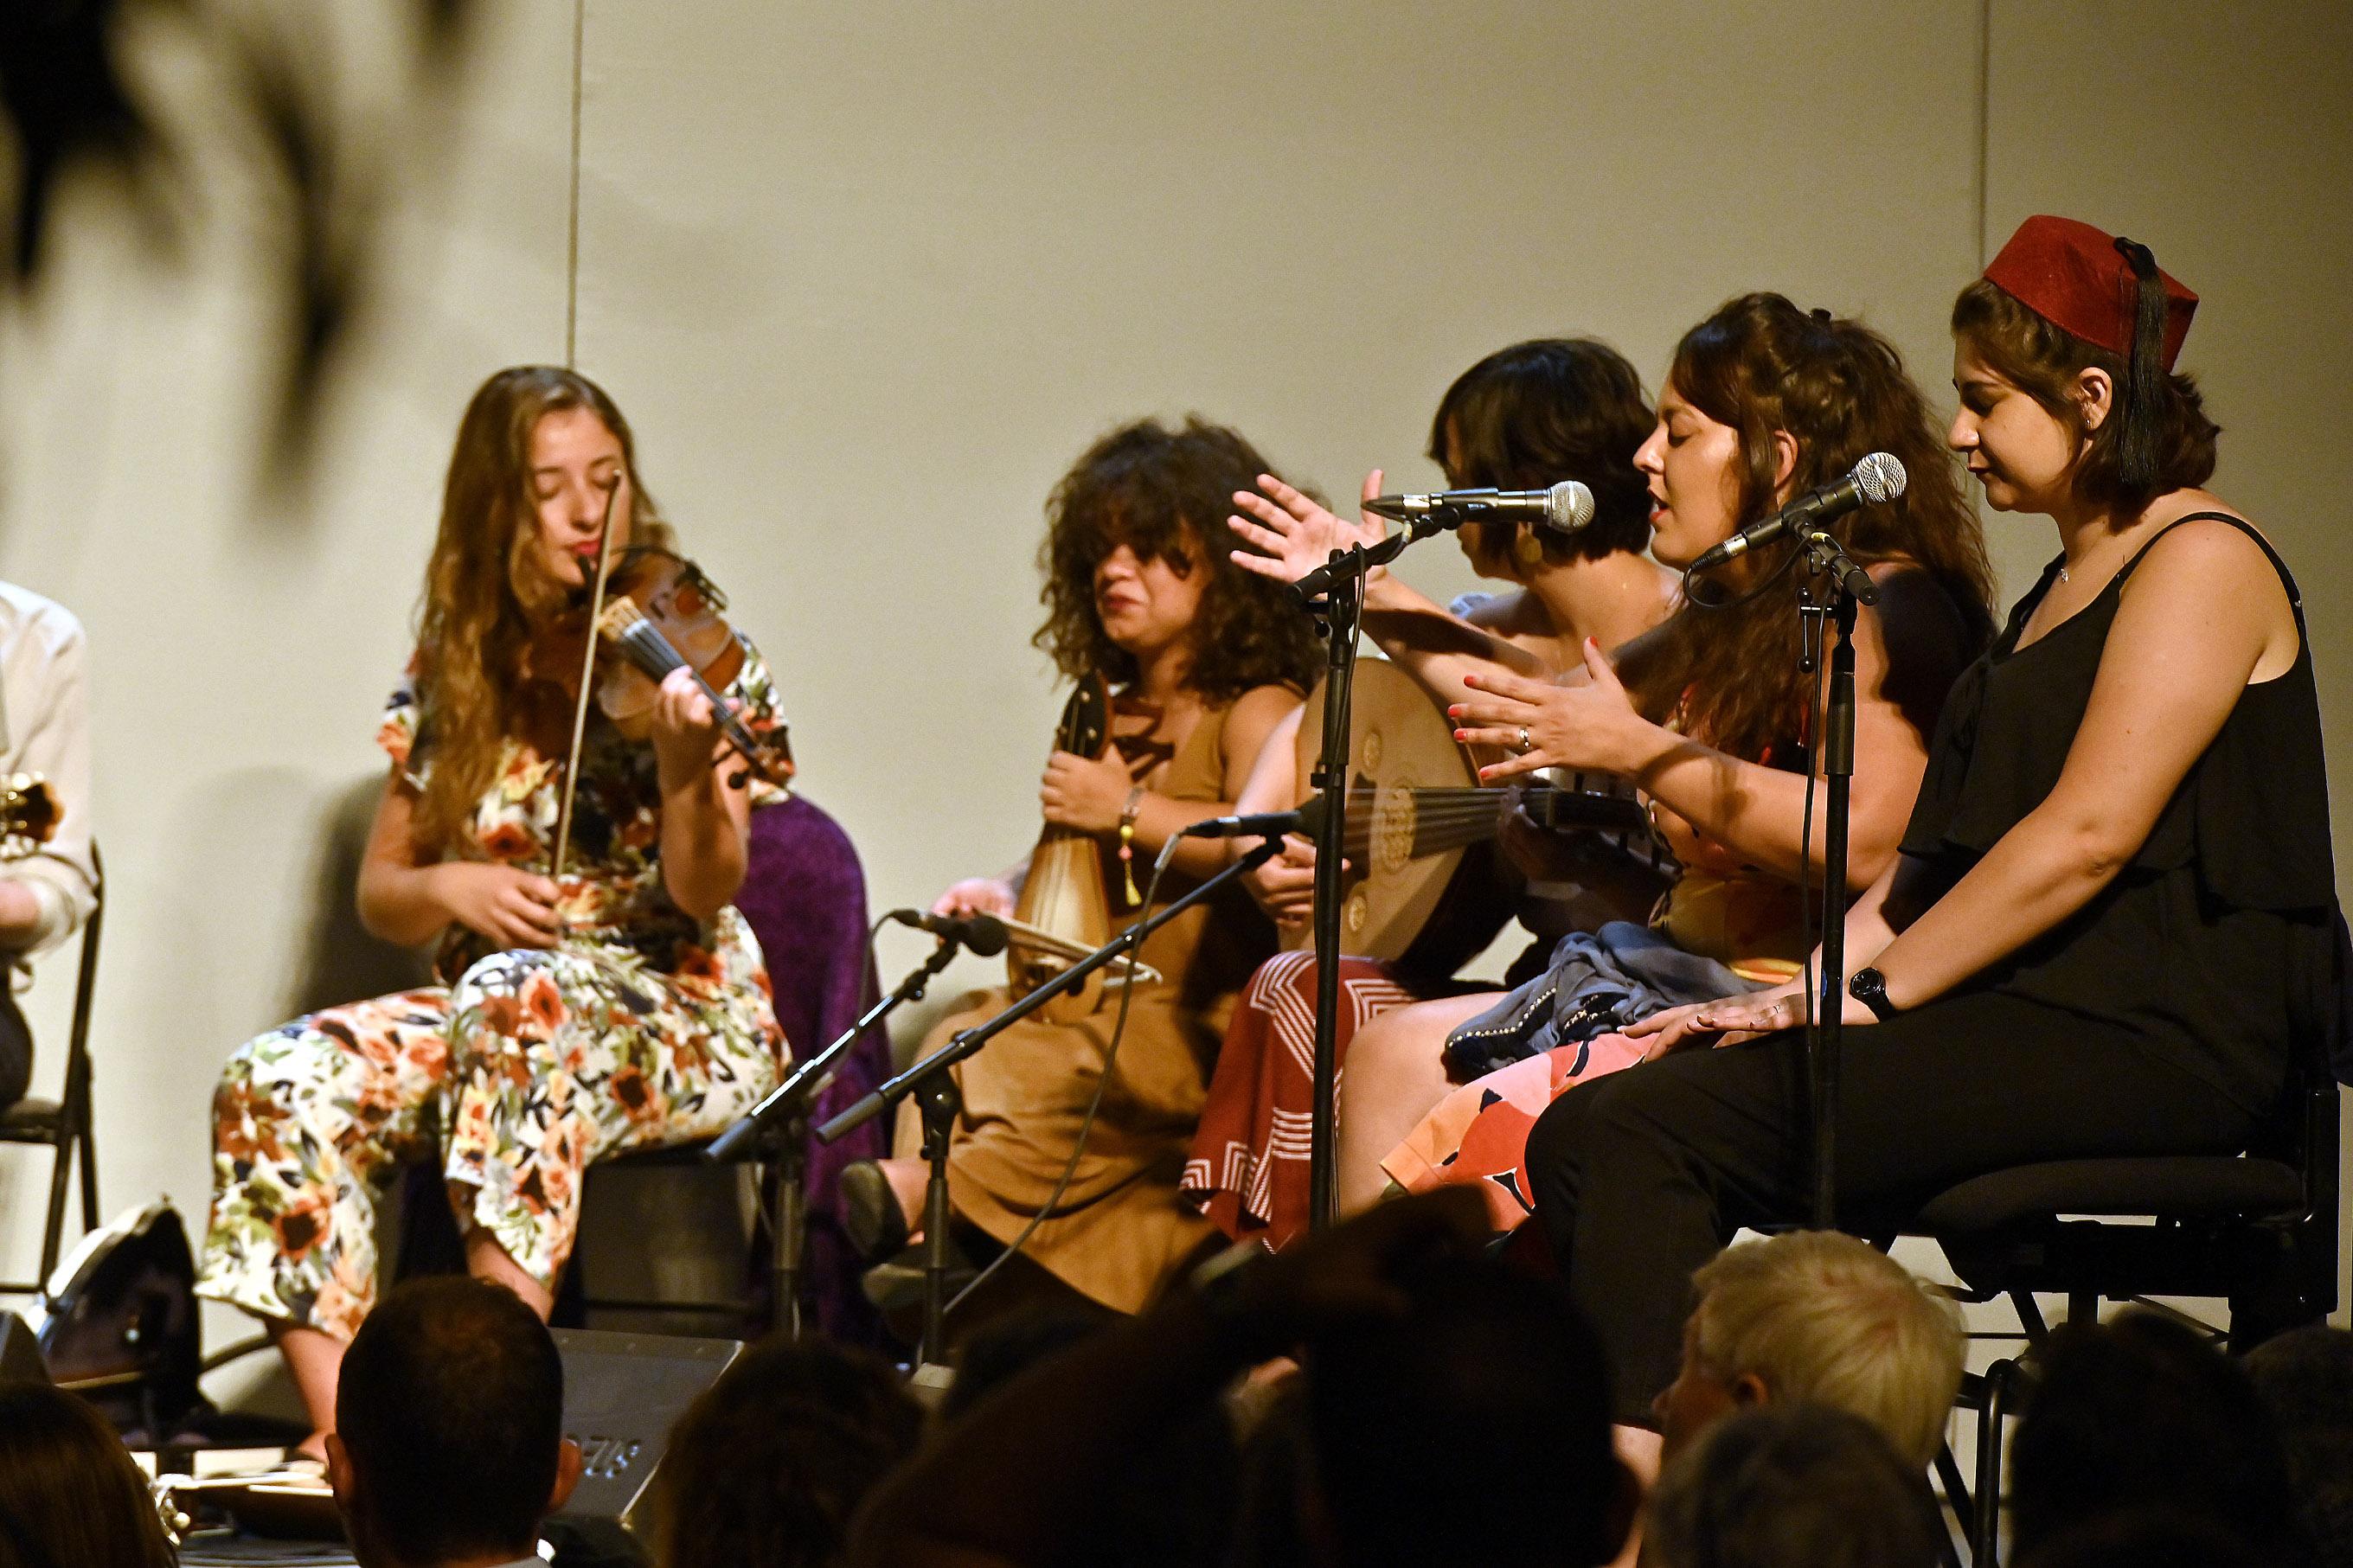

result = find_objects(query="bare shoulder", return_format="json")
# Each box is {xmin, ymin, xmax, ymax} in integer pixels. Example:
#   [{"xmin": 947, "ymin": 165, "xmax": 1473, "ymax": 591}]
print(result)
[
  {"xmin": 2113, "ymin": 496, "xmax": 2299, "ymax": 676},
  {"xmin": 2127, "ymin": 497, "xmax": 2286, "ymax": 603},
  {"xmin": 1223, "ymin": 682, "xmax": 1306, "ymax": 743},
  {"xmin": 1454, "ymin": 587, "xmax": 1529, "ymax": 632}
]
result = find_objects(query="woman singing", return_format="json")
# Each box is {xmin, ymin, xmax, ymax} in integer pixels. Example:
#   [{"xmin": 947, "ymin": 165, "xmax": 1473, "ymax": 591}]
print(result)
[
  {"xmin": 196, "ymin": 367, "xmax": 788, "ymax": 1451},
  {"xmin": 1243, "ymin": 296, "xmax": 1995, "ymax": 1217},
  {"xmin": 1529, "ymin": 217, "xmax": 2336, "ymax": 1437},
  {"xmin": 838, "ymin": 416, "xmax": 1321, "ymax": 1316}
]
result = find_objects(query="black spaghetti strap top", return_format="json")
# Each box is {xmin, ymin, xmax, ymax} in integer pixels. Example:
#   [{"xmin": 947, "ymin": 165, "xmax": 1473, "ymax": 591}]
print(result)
[{"xmin": 1900, "ymin": 512, "xmax": 2336, "ymax": 1112}]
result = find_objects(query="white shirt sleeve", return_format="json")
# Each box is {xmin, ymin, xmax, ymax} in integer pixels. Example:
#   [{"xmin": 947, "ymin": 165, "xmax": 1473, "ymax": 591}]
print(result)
[{"xmin": 0, "ymin": 587, "xmax": 96, "ymax": 958}]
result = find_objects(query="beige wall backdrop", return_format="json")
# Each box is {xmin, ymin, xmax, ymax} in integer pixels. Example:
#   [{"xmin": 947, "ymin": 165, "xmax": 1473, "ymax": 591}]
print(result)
[{"xmin": 0, "ymin": 0, "xmax": 2344, "ymax": 1356}]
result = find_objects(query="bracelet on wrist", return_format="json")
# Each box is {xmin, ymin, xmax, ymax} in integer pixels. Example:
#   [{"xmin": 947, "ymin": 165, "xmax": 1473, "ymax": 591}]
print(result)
[{"xmin": 1118, "ymin": 785, "xmax": 1147, "ymax": 904}]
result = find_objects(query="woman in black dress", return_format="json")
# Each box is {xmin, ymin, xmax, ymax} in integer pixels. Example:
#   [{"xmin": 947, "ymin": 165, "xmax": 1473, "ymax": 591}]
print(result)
[{"xmin": 1515, "ymin": 214, "xmax": 2337, "ymax": 1430}]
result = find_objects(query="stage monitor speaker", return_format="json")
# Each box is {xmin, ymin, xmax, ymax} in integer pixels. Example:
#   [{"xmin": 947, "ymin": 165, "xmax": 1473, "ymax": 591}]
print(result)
[{"xmin": 548, "ymin": 1327, "xmax": 741, "ymax": 1565}]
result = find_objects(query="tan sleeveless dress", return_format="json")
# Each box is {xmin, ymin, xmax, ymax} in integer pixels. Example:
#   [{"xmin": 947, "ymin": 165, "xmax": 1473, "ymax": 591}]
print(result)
[{"xmin": 920, "ymin": 701, "xmax": 1273, "ymax": 1313}]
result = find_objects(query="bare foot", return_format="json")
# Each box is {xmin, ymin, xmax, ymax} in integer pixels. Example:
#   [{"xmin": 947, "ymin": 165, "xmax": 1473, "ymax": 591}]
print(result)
[{"xmin": 875, "ymin": 1156, "xmax": 930, "ymax": 1244}]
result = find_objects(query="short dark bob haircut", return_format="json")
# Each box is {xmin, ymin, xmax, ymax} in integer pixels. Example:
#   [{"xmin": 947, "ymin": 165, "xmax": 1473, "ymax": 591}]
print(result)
[
  {"xmin": 1427, "ymin": 336, "xmax": 1656, "ymax": 565},
  {"xmin": 1952, "ymin": 277, "xmax": 2220, "ymax": 521}
]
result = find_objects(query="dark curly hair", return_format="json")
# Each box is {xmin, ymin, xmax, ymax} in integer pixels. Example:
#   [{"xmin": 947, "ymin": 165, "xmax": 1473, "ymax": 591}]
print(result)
[
  {"xmin": 1951, "ymin": 276, "xmax": 2220, "ymax": 520},
  {"xmin": 1034, "ymin": 416, "xmax": 1324, "ymax": 702},
  {"xmin": 1427, "ymin": 336, "xmax": 1656, "ymax": 566},
  {"xmin": 1621, "ymin": 294, "xmax": 1997, "ymax": 765}
]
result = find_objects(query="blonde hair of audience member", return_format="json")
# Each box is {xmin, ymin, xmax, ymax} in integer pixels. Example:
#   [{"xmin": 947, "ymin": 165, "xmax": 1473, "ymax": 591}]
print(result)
[{"xmin": 1656, "ymin": 1231, "xmax": 1963, "ymax": 1469}]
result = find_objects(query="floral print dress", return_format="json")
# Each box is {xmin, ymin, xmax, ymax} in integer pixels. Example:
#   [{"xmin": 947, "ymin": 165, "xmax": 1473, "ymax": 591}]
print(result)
[{"xmin": 196, "ymin": 637, "xmax": 790, "ymax": 1341}]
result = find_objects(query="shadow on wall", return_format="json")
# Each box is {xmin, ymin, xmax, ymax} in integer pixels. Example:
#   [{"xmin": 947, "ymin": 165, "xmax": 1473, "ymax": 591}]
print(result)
[{"xmin": 282, "ymin": 772, "xmax": 432, "ymax": 1019}]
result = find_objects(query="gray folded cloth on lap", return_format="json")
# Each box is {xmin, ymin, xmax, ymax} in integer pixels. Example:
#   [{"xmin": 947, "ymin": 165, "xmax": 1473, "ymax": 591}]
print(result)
[{"xmin": 1441, "ymin": 920, "xmax": 1763, "ymax": 1078}]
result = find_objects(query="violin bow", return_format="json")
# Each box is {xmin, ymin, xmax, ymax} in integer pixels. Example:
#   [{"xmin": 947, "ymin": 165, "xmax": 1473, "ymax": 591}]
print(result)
[{"xmin": 548, "ymin": 473, "xmax": 626, "ymax": 888}]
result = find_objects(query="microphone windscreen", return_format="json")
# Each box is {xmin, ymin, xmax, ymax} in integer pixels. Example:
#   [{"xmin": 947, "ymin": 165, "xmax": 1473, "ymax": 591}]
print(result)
[
  {"xmin": 1544, "ymin": 480, "xmax": 1597, "ymax": 533},
  {"xmin": 1855, "ymin": 452, "xmax": 1907, "ymax": 503}
]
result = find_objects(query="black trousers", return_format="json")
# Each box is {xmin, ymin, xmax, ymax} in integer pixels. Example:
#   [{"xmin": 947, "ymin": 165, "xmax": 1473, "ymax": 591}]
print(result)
[{"xmin": 1524, "ymin": 989, "xmax": 2259, "ymax": 1424}]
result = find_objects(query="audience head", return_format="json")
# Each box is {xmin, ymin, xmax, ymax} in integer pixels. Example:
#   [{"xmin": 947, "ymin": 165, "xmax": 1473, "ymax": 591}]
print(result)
[
  {"xmin": 1657, "ymin": 1231, "xmax": 1964, "ymax": 1469},
  {"xmin": 2246, "ymin": 1325, "xmax": 2353, "ymax": 1568},
  {"xmin": 1648, "ymin": 1403, "xmax": 1945, "ymax": 1568},
  {"xmin": 2015, "ymin": 1508, "xmax": 2270, "ymax": 1568},
  {"xmin": 0, "ymin": 1383, "xmax": 176, "ymax": 1568},
  {"xmin": 2010, "ymin": 1310, "xmax": 2304, "ymax": 1565},
  {"xmin": 651, "ymin": 1334, "xmax": 922, "ymax": 1568},
  {"xmin": 328, "ymin": 1277, "xmax": 578, "ymax": 1568},
  {"xmin": 939, "ymin": 1301, "xmax": 1108, "ymax": 1424},
  {"xmin": 1033, "ymin": 413, "xmax": 1323, "ymax": 701},
  {"xmin": 1305, "ymin": 1251, "xmax": 1632, "ymax": 1567},
  {"xmin": 1427, "ymin": 336, "xmax": 1656, "ymax": 573}
]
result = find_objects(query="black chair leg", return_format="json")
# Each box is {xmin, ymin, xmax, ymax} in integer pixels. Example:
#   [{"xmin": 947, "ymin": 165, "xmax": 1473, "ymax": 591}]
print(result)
[
  {"xmin": 76, "ymin": 1118, "xmax": 97, "ymax": 1231},
  {"xmin": 37, "ymin": 1134, "xmax": 74, "ymax": 1284},
  {"xmin": 1933, "ymin": 1441, "xmax": 1973, "ymax": 1566},
  {"xmin": 1973, "ymin": 1358, "xmax": 2020, "ymax": 1565}
]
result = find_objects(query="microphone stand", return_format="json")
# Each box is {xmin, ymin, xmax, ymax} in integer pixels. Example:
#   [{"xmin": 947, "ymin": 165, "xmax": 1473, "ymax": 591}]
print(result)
[
  {"xmin": 705, "ymin": 933, "xmax": 969, "ymax": 1338},
  {"xmin": 1795, "ymin": 529, "xmax": 1876, "ymax": 1228},
  {"xmin": 1291, "ymin": 515, "xmax": 1450, "ymax": 1231},
  {"xmin": 817, "ymin": 837, "xmax": 1285, "ymax": 1361}
]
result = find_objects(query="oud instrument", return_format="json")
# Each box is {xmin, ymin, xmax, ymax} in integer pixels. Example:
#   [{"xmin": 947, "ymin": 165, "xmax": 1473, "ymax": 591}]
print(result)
[
  {"xmin": 1005, "ymin": 675, "xmax": 1158, "ymax": 1021},
  {"xmin": 1286, "ymin": 659, "xmax": 1657, "ymax": 976}
]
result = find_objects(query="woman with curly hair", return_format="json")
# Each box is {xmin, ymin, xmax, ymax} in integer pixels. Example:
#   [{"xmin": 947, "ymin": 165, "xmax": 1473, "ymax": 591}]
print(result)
[
  {"xmin": 838, "ymin": 415, "xmax": 1319, "ymax": 1315},
  {"xmin": 196, "ymin": 366, "xmax": 789, "ymax": 1454}
]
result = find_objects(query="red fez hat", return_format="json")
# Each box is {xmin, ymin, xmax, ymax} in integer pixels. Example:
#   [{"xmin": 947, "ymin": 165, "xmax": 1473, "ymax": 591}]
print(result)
[{"xmin": 1984, "ymin": 214, "xmax": 2197, "ymax": 369}]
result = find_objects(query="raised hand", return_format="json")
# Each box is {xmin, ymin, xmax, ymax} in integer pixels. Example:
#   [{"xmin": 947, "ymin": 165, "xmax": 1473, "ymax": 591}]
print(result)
[
  {"xmin": 1228, "ymin": 470, "xmax": 1392, "ymax": 587},
  {"xmin": 1451, "ymin": 637, "xmax": 1651, "ymax": 784}
]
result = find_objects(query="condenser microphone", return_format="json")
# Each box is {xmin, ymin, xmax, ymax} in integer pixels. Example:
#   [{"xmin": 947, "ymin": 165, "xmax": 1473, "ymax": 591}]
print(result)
[
  {"xmin": 1684, "ymin": 453, "xmax": 1907, "ymax": 575},
  {"xmin": 1362, "ymin": 481, "xmax": 1595, "ymax": 534},
  {"xmin": 885, "ymin": 908, "xmax": 1010, "ymax": 957}
]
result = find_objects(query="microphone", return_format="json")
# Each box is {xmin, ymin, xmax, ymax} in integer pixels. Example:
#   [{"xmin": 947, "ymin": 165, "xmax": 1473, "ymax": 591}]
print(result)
[
  {"xmin": 885, "ymin": 908, "xmax": 1010, "ymax": 957},
  {"xmin": 1362, "ymin": 481, "xmax": 1595, "ymax": 535},
  {"xmin": 1176, "ymin": 797, "xmax": 1330, "ymax": 841},
  {"xmin": 1684, "ymin": 453, "xmax": 1906, "ymax": 576}
]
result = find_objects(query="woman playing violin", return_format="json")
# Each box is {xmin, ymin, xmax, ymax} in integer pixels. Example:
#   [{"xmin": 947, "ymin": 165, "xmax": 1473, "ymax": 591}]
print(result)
[
  {"xmin": 842, "ymin": 416, "xmax": 1320, "ymax": 1316},
  {"xmin": 196, "ymin": 366, "xmax": 790, "ymax": 1453}
]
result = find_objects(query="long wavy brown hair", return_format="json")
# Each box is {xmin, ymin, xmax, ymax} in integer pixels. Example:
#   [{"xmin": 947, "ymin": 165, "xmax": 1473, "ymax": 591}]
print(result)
[
  {"xmin": 1033, "ymin": 416, "xmax": 1323, "ymax": 703},
  {"xmin": 410, "ymin": 366, "xmax": 674, "ymax": 854},
  {"xmin": 1620, "ymin": 294, "xmax": 1997, "ymax": 764}
]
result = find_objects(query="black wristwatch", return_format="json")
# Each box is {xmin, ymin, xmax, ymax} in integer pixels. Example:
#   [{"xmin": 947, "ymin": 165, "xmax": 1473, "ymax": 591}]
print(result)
[{"xmin": 1847, "ymin": 967, "xmax": 1898, "ymax": 1021}]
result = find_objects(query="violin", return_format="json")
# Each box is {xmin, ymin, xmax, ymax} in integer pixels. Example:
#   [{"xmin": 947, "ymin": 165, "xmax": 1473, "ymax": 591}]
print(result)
[
  {"xmin": 535, "ymin": 478, "xmax": 792, "ymax": 883},
  {"xmin": 535, "ymin": 543, "xmax": 792, "ymax": 786}
]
